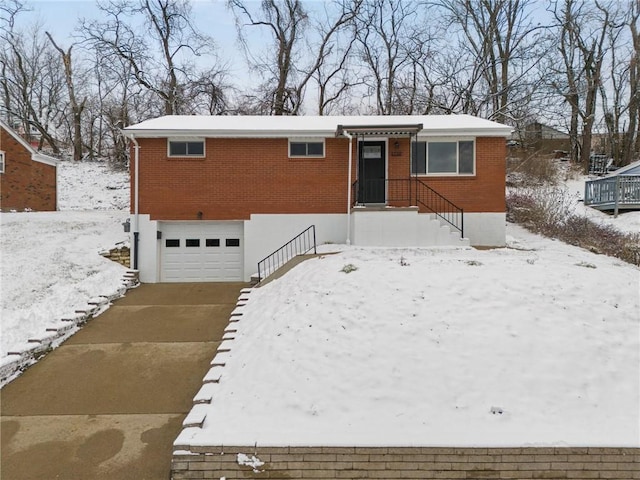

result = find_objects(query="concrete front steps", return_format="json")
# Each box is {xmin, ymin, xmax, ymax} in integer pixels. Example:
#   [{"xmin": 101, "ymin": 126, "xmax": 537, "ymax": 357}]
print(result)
[{"xmin": 350, "ymin": 206, "xmax": 469, "ymax": 247}]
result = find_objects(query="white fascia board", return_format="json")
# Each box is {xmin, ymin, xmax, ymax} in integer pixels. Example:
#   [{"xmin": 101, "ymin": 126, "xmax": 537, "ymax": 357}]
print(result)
[{"xmin": 123, "ymin": 129, "xmax": 335, "ymax": 138}]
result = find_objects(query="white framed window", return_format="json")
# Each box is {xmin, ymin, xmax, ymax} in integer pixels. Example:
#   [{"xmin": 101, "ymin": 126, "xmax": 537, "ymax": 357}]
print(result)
[
  {"xmin": 168, "ymin": 138, "xmax": 205, "ymax": 157},
  {"xmin": 0, "ymin": 151, "xmax": 5, "ymax": 173},
  {"xmin": 288, "ymin": 138, "xmax": 325, "ymax": 158},
  {"xmin": 411, "ymin": 139, "xmax": 474, "ymax": 175}
]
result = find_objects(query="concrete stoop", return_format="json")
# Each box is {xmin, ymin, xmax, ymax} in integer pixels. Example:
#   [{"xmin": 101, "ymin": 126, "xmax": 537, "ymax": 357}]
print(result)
[{"xmin": 350, "ymin": 207, "xmax": 469, "ymax": 248}]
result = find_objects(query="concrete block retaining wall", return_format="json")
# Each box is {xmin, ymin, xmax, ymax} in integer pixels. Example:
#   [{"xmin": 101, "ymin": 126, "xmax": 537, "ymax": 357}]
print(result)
[
  {"xmin": 0, "ymin": 270, "xmax": 139, "ymax": 386},
  {"xmin": 171, "ymin": 446, "xmax": 640, "ymax": 479}
]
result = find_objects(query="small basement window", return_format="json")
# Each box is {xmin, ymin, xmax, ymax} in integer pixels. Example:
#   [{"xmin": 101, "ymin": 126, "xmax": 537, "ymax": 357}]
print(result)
[
  {"xmin": 168, "ymin": 139, "xmax": 205, "ymax": 157},
  {"xmin": 0, "ymin": 151, "xmax": 5, "ymax": 173},
  {"xmin": 289, "ymin": 139, "xmax": 324, "ymax": 158}
]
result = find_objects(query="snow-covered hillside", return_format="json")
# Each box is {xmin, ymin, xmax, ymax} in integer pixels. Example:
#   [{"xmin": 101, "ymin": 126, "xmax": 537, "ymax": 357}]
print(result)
[
  {"xmin": 1, "ymin": 160, "xmax": 129, "ymax": 364},
  {"xmin": 57, "ymin": 159, "xmax": 129, "ymax": 210}
]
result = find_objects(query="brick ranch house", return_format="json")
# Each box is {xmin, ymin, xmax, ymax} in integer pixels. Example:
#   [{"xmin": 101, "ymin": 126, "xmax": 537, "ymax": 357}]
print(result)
[
  {"xmin": 0, "ymin": 118, "xmax": 58, "ymax": 211},
  {"xmin": 123, "ymin": 115, "xmax": 512, "ymax": 283}
]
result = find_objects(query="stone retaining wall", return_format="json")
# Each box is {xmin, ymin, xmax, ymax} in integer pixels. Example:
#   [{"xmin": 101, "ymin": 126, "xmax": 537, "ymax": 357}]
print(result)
[
  {"xmin": 101, "ymin": 244, "xmax": 131, "ymax": 268},
  {"xmin": 171, "ymin": 446, "xmax": 639, "ymax": 480}
]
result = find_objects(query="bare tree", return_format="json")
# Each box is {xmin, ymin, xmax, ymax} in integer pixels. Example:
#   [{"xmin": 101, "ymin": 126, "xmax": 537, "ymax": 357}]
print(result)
[
  {"xmin": 303, "ymin": 1, "xmax": 362, "ymax": 115},
  {"xmin": 437, "ymin": 0, "xmax": 543, "ymax": 124},
  {"xmin": 597, "ymin": 3, "xmax": 630, "ymax": 165},
  {"xmin": 622, "ymin": 0, "xmax": 640, "ymax": 163},
  {"xmin": 82, "ymin": 0, "xmax": 224, "ymax": 116},
  {"xmin": 45, "ymin": 32, "xmax": 86, "ymax": 160},
  {"xmin": 228, "ymin": 0, "xmax": 308, "ymax": 115},
  {"xmin": 0, "ymin": 6, "xmax": 65, "ymax": 153},
  {"xmin": 354, "ymin": 0, "xmax": 420, "ymax": 115},
  {"xmin": 550, "ymin": 0, "xmax": 613, "ymax": 168}
]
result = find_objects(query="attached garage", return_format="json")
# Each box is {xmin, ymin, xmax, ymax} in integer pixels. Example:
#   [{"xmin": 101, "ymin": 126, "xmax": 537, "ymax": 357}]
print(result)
[{"xmin": 160, "ymin": 222, "xmax": 244, "ymax": 282}]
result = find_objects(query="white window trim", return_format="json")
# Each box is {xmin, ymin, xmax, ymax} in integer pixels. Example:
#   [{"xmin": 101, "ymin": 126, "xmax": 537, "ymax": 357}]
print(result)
[
  {"xmin": 0, "ymin": 151, "xmax": 5, "ymax": 174},
  {"xmin": 167, "ymin": 138, "xmax": 206, "ymax": 158},
  {"xmin": 288, "ymin": 138, "xmax": 325, "ymax": 158},
  {"xmin": 412, "ymin": 137, "xmax": 475, "ymax": 176}
]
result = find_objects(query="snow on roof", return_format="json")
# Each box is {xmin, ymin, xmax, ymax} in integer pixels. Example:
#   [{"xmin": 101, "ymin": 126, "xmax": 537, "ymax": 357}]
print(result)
[
  {"xmin": 608, "ymin": 160, "xmax": 640, "ymax": 176},
  {"xmin": 0, "ymin": 118, "xmax": 59, "ymax": 166},
  {"xmin": 123, "ymin": 114, "xmax": 513, "ymax": 138}
]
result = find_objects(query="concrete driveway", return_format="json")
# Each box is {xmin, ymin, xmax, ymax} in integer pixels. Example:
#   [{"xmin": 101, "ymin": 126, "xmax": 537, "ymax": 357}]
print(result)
[{"xmin": 1, "ymin": 282, "xmax": 246, "ymax": 480}]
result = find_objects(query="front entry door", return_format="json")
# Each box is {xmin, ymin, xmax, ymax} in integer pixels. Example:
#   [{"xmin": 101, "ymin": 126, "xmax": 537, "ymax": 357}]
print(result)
[{"xmin": 358, "ymin": 141, "xmax": 386, "ymax": 203}]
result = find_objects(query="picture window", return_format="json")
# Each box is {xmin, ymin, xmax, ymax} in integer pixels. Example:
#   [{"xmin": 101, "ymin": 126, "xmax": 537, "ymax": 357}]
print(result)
[{"xmin": 411, "ymin": 140, "xmax": 475, "ymax": 175}]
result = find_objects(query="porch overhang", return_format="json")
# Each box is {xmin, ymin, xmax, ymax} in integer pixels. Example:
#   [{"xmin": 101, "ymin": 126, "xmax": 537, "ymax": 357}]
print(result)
[{"xmin": 336, "ymin": 124, "xmax": 423, "ymax": 137}]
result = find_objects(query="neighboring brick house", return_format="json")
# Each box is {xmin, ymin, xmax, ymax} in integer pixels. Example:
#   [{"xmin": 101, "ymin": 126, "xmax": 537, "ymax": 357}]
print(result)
[
  {"xmin": 123, "ymin": 115, "xmax": 512, "ymax": 282},
  {"xmin": 0, "ymin": 119, "xmax": 58, "ymax": 211}
]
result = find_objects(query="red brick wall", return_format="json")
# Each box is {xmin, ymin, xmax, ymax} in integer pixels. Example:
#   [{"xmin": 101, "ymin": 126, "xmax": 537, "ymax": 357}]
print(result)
[
  {"xmin": 388, "ymin": 137, "xmax": 506, "ymax": 213},
  {"xmin": 133, "ymin": 136, "xmax": 505, "ymax": 220},
  {"xmin": 0, "ymin": 127, "xmax": 57, "ymax": 211}
]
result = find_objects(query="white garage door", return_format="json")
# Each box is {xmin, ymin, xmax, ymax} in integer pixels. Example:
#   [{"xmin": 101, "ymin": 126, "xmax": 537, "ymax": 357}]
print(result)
[{"xmin": 160, "ymin": 222, "xmax": 243, "ymax": 282}]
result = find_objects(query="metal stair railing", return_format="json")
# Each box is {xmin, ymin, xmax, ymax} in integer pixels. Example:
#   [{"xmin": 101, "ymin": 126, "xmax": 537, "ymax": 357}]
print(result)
[
  {"xmin": 414, "ymin": 178, "xmax": 464, "ymax": 237},
  {"xmin": 352, "ymin": 178, "xmax": 464, "ymax": 238},
  {"xmin": 257, "ymin": 225, "xmax": 317, "ymax": 283}
]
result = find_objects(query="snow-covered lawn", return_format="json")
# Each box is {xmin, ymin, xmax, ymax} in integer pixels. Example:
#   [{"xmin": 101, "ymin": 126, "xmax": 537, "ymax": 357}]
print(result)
[
  {"xmin": 178, "ymin": 225, "xmax": 640, "ymax": 448},
  {"xmin": 2, "ymin": 157, "xmax": 639, "ymax": 447},
  {"xmin": 1, "ymin": 160, "xmax": 129, "ymax": 365}
]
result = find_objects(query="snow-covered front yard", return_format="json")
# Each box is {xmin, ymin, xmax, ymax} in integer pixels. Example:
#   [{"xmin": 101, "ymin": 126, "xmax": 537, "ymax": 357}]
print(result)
[
  {"xmin": 1, "ymin": 158, "xmax": 639, "ymax": 448},
  {"xmin": 178, "ymin": 226, "xmax": 640, "ymax": 448}
]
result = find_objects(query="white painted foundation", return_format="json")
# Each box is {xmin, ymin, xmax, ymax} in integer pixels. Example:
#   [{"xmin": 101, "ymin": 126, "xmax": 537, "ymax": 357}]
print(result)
[
  {"xmin": 463, "ymin": 212, "xmax": 507, "ymax": 247},
  {"xmin": 133, "ymin": 211, "xmax": 505, "ymax": 282},
  {"xmin": 132, "ymin": 214, "xmax": 160, "ymax": 283},
  {"xmin": 244, "ymin": 214, "xmax": 347, "ymax": 280}
]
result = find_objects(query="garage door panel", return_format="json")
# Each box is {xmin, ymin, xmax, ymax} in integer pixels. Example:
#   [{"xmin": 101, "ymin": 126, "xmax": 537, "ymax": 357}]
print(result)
[{"xmin": 160, "ymin": 222, "xmax": 243, "ymax": 282}]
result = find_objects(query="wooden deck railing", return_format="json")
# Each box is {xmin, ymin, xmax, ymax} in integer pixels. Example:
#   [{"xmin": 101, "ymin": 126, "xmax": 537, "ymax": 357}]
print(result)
[{"xmin": 584, "ymin": 175, "xmax": 640, "ymax": 215}]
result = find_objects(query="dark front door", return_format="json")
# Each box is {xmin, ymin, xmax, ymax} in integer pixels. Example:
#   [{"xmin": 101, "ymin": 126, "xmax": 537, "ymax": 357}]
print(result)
[{"xmin": 358, "ymin": 141, "xmax": 386, "ymax": 203}]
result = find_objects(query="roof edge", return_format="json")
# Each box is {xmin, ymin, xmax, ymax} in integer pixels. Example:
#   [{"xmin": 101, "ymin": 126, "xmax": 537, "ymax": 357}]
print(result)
[
  {"xmin": 0, "ymin": 118, "xmax": 59, "ymax": 165},
  {"xmin": 123, "ymin": 127, "xmax": 513, "ymax": 139}
]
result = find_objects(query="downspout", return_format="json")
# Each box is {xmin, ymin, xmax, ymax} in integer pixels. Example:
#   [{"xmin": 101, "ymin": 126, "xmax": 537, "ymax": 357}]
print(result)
[
  {"xmin": 125, "ymin": 133, "xmax": 140, "ymax": 270},
  {"xmin": 344, "ymin": 131, "xmax": 353, "ymax": 245}
]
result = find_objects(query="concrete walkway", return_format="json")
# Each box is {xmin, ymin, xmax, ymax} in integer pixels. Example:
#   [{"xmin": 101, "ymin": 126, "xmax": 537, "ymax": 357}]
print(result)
[{"xmin": 1, "ymin": 282, "xmax": 246, "ymax": 480}]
